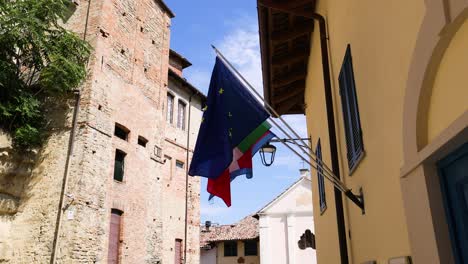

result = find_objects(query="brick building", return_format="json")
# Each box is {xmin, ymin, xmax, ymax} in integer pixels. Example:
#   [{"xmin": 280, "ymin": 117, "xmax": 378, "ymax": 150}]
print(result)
[
  {"xmin": 160, "ymin": 50, "xmax": 205, "ymax": 264},
  {"xmin": 0, "ymin": 0, "xmax": 204, "ymax": 263}
]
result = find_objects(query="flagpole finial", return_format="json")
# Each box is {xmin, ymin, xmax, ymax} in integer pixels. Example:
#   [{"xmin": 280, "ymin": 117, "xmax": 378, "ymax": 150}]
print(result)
[{"xmin": 211, "ymin": 45, "xmax": 220, "ymax": 56}]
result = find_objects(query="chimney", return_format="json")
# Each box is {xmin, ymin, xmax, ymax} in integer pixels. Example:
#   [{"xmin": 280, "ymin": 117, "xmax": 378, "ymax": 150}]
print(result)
[
  {"xmin": 205, "ymin": 221, "xmax": 212, "ymax": 231},
  {"xmin": 299, "ymin": 168, "xmax": 310, "ymax": 179}
]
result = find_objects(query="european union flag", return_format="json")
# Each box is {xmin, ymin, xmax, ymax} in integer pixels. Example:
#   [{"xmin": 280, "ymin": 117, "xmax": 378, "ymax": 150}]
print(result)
[{"xmin": 189, "ymin": 57, "xmax": 274, "ymax": 206}]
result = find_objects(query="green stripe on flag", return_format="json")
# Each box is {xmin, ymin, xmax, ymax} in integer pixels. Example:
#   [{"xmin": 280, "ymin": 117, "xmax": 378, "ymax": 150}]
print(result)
[{"xmin": 238, "ymin": 121, "xmax": 271, "ymax": 153}]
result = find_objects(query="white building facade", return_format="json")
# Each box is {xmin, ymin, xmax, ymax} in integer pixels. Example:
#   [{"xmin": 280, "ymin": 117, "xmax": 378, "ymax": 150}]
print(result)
[{"xmin": 257, "ymin": 170, "xmax": 316, "ymax": 264}]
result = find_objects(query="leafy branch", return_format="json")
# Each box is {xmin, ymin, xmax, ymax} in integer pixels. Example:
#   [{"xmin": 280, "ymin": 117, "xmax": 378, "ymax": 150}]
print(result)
[{"xmin": 0, "ymin": 0, "xmax": 91, "ymax": 149}]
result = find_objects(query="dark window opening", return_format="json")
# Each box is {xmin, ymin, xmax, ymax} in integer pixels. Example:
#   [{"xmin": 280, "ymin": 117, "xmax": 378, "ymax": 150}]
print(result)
[
  {"xmin": 138, "ymin": 136, "xmax": 148, "ymax": 147},
  {"xmin": 316, "ymin": 139, "xmax": 326, "ymax": 213},
  {"xmin": 176, "ymin": 160, "xmax": 184, "ymax": 169},
  {"xmin": 114, "ymin": 149, "xmax": 126, "ymax": 182},
  {"xmin": 224, "ymin": 241, "xmax": 237, "ymax": 257},
  {"xmin": 339, "ymin": 45, "xmax": 364, "ymax": 173},
  {"xmin": 114, "ymin": 123, "xmax": 129, "ymax": 141},
  {"xmin": 244, "ymin": 240, "xmax": 258, "ymax": 256}
]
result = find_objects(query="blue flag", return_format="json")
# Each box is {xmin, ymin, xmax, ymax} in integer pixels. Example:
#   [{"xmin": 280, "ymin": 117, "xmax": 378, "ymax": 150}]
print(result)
[{"xmin": 188, "ymin": 57, "xmax": 270, "ymax": 179}]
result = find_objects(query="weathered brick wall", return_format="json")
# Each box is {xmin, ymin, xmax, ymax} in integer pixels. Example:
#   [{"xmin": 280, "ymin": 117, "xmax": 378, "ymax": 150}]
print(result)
[
  {"xmin": 160, "ymin": 78, "xmax": 202, "ymax": 264},
  {"xmin": 0, "ymin": 0, "xmax": 191, "ymax": 263},
  {"xmin": 55, "ymin": 0, "xmax": 173, "ymax": 262}
]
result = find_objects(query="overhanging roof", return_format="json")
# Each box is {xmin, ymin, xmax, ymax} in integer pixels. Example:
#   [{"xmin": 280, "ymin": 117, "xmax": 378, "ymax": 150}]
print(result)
[
  {"xmin": 168, "ymin": 69, "xmax": 207, "ymax": 102},
  {"xmin": 170, "ymin": 49, "xmax": 192, "ymax": 69},
  {"xmin": 257, "ymin": 0, "xmax": 316, "ymax": 115},
  {"xmin": 155, "ymin": 0, "xmax": 175, "ymax": 18}
]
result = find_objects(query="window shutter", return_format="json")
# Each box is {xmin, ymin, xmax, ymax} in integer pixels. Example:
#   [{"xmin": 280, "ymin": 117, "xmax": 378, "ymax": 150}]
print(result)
[
  {"xmin": 174, "ymin": 239, "xmax": 182, "ymax": 264},
  {"xmin": 339, "ymin": 45, "xmax": 364, "ymax": 173},
  {"xmin": 108, "ymin": 209, "xmax": 123, "ymax": 263}
]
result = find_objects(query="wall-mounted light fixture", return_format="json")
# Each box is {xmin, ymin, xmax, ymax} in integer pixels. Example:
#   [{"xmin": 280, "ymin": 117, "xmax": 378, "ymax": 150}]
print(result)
[{"xmin": 259, "ymin": 138, "xmax": 310, "ymax": 166}]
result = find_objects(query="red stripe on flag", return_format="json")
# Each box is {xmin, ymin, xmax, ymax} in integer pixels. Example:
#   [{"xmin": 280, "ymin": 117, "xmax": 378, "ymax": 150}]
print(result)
[{"xmin": 207, "ymin": 169, "xmax": 231, "ymax": 207}]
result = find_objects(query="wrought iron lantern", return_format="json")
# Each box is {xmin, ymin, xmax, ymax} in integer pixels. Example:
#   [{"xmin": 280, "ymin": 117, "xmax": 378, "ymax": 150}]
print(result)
[{"xmin": 259, "ymin": 142, "xmax": 276, "ymax": 166}]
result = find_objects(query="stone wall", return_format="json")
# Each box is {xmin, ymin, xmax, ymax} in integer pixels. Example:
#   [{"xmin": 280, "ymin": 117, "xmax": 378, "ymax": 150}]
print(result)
[{"xmin": 0, "ymin": 0, "xmax": 203, "ymax": 263}]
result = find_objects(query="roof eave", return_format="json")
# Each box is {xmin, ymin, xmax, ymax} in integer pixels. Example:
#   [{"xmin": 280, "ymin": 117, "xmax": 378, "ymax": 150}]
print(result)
[
  {"xmin": 170, "ymin": 49, "xmax": 193, "ymax": 69},
  {"xmin": 155, "ymin": 0, "xmax": 175, "ymax": 18},
  {"xmin": 258, "ymin": 5, "xmax": 272, "ymax": 108},
  {"xmin": 168, "ymin": 69, "xmax": 207, "ymax": 101}
]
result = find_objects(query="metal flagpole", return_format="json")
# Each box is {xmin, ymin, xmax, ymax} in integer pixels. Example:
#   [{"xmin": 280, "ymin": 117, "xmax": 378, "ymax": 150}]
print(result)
[{"xmin": 211, "ymin": 45, "xmax": 365, "ymax": 212}]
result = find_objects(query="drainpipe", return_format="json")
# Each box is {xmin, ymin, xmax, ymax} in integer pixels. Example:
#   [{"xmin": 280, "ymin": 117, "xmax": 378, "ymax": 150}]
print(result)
[
  {"xmin": 50, "ymin": 0, "xmax": 92, "ymax": 262},
  {"xmin": 313, "ymin": 14, "xmax": 350, "ymax": 264}
]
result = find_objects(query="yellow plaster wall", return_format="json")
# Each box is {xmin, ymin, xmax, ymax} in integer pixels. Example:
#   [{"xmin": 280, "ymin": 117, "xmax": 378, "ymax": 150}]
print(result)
[
  {"xmin": 304, "ymin": 0, "xmax": 425, "ymax": 263},
  {"xmin": 427, "ymin": 17, "xmax": 468, "ymax": 144},
  {"xmin": 305, "ymin": 12, "xmax": 341, "ymax": 263},
  {"xmin": 216, "ymin": 241, "xmax": 259, "ymax": 264}
]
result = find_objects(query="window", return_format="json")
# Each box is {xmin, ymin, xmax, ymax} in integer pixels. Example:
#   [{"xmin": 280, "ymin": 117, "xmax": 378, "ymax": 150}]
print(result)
[
  {"xmin": 154, "ymin": 146, "xmax": 162, "ymax": 158},
  {"xmin": 176, "ymin": 160, "xmax": 184, "ymax": 169},
  {"xmin": 244, "ymin": 240, "xmax": 258, "ymax": 256},
  {"xmin": 138, "ymin": 136, "xmax": 148, "ymax": 147},
  {"xmin": 174, "ymin": 239, "xmax": 182, "ymax": 264},
  {"xmin": 224, "ymin": 241, "xmax": 237, "ymax": 257},
  {"xmin": 114, "ymin": 123, "xmax": 129, "ymax": 141},
  {"xmin": 316, "ymin": 139, "xmax": 326, "ymax": 213},
  {"xmin": 339, "ymin": 45, "xmax": 364, "ymax": 174},
  {"xmin": 177, "ymin": 100, "xmax": 186, "ymax": 130},
  {"xmin": 167, "ymin": 93, "xmax": 174, "ymax": 124},
  {"xmin": 108, "ymin": 209, "xmax": 123, "ymax": 263},
  {"xmin": 114, "ymin": 149, "xmax": 126, "ymax": 182}
]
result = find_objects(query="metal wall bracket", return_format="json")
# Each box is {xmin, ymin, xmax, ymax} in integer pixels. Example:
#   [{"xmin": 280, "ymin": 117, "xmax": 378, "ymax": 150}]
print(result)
[{"xmin": 345, "ymin": 187, "xmax": 365, "ymax": 214}]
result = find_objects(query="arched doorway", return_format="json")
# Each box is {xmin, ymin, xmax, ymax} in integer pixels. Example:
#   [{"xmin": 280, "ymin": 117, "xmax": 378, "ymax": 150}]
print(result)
[{"xmin": 401, "ymin": 2, "xmax": 468, "ymax": 263}]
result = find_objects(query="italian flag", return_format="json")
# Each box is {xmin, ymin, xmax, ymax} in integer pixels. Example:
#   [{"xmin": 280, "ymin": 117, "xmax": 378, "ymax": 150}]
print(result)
[{"xmin": 207, "ymin": 121, "xmax": 275, "ymax": 207}]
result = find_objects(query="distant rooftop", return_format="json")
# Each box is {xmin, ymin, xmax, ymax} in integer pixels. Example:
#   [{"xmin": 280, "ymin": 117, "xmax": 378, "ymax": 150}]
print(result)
[{"xmin": 200, "ymin": 216, "xmax": 259, "ymax": 248}]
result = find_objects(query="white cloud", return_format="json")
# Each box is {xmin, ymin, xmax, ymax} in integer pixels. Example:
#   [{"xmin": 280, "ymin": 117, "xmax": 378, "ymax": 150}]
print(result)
[{"xmin": 216, "ymin": 17, "xmax": 263, "ymax": 95}]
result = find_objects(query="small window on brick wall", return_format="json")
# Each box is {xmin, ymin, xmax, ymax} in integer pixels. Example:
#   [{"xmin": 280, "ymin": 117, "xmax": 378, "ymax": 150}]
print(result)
[
  {"xmin": 176, "ymin": 160, "xmax": 184, "ymax": 169},
  {"xmin": 114, "ymin": 123, "xmax": 129, "ymax": 141},
  {"xmin": 154, "ymin": 146, "xmax": 162, "ymax": 158},
  {"xmin": 138, "ymin": 136, "xmax": 148, "ymax": 147},
  {"xmin": 114, "ymin": 149, "xmax": 126, "ymax": 182}
]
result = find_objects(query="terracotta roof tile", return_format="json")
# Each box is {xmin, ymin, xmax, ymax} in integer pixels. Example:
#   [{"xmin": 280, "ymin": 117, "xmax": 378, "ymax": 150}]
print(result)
[{"xmin": 200, "ymin": 216, "xmax": 258, "ymax": 247}]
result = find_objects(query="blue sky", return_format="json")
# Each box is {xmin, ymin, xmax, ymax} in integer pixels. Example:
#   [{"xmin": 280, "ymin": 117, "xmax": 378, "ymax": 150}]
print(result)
[{"xmin": 165, "ymin": 0, "xmax": 309, "ymax": 224}]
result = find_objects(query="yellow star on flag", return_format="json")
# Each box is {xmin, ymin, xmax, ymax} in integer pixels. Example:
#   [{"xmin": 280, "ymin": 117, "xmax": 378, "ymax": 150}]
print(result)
[{"xmin": 219, "ymin": 88, "xmax": 224, "ymax": 94}]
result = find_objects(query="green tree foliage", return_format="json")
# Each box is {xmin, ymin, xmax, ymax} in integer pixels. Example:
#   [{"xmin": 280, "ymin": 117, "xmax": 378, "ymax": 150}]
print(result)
[{"xmin": 0, "ymin": 0, "xmax": 91, "ymax": 149}]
